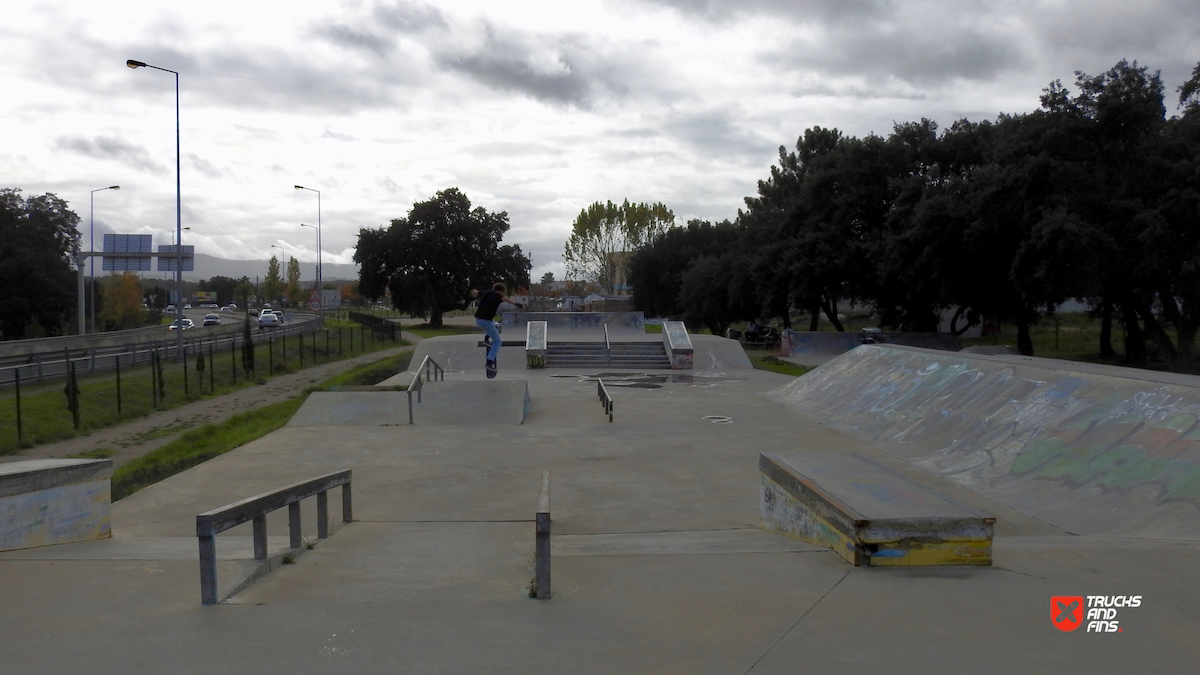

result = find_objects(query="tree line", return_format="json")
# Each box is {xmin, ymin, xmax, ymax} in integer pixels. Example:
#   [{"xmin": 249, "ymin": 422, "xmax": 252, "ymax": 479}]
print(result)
[{"xmin": 629, "ymin": 60, "xmax": 1200, "ymax": 363}]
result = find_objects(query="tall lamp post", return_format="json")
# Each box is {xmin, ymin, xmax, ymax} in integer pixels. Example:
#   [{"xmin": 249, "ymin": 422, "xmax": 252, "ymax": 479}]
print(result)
[
  {"xmin": 271, "ymin": 244, "xmax": 289, "ymax": 308},
  {"xmin": 295, "ymin": 185, "xmax": 321, "ymax": 326},
  {"xmin": 300, "ymin": 223, "xmax": 320, "ymax": 324},
  {"xmin": 87, "ymin": 185, "xmax": 119, "ymax": 334},
  {"xmin": 127, "ymin": 58, "xmax": 183, "ymax": 358}
]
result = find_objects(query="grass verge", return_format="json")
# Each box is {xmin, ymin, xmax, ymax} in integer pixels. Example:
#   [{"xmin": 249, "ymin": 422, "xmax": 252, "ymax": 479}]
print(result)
[
  {"xmin": 111, "ymin": 349, "xmax": 414, "ymax": 501},
  {"xmin": 404, "ymin": 323, "xmax": 481, "ymax": 339},
  {"xmin": 748, "ymin": 353, "xmax": 812, "ymax": 377}
]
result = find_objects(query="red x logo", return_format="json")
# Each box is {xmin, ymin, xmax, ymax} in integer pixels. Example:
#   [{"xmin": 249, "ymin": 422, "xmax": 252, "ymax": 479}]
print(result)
[{"xmin": 1051, "ymin": 596, "xmax": 1084, "ymax": 632}]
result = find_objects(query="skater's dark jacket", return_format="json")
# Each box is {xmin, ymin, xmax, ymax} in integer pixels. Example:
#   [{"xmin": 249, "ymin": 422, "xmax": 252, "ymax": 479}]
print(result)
[{"xmin": 475, "ymin": 290, "xmax": 505, "ymax": 320}]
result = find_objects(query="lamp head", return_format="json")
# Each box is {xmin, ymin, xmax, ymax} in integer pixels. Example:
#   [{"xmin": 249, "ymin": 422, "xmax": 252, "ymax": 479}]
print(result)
[
  {"xmin": 294, "ymin": 185, "xmax": 304, "ymax": 190},
  {"xmin": 110, "ymin": 186, "xmax": 120, "ymax": 191},
  {"xmin": 126, "ymin": 60, "xmax": 147, "ymax": 69}
]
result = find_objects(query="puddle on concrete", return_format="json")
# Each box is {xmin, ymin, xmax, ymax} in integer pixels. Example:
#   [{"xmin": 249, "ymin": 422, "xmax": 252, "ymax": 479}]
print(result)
[{"xmin": 549, "ymin": 372, "xmax": 744, "ymax": 389}]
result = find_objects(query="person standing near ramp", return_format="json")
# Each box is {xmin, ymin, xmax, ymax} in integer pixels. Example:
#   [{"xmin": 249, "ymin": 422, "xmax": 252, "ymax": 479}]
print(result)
[{"xmin": 471, "ymin": 283, "xmax": 525, "ymax": 378}]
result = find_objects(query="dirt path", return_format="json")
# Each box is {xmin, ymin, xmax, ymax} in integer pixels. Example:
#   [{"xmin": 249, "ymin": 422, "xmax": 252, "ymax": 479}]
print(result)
[{"xmin": 1, "ymin": 332, "xmax": 426, "ymax": 470}]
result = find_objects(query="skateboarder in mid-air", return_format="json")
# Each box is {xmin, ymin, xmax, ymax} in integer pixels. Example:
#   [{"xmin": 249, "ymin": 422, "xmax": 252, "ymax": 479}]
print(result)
[{"xmin": 471, "ymin": 283, "xmax": 525, "ymax": 378}]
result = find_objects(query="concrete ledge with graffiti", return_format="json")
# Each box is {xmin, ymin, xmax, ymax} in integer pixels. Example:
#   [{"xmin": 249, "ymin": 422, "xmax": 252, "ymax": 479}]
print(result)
[
  {"xmin": 662, "ymin": 321, "xmax": 693, "ymax": 369},
  {"xmin": 525, "ymin": 321, "xmax": 546, "ymax": 369},
  {"xmin": 760, "ymin": 452, "xmax": 995, "ymax": 566},
  {"xmin": 765, "ymin": 345, "xmax": 1200, "ymax": 539},
  {"xmin": 0, "ymin": 459, "xmax": 112, "ymax": 552}
]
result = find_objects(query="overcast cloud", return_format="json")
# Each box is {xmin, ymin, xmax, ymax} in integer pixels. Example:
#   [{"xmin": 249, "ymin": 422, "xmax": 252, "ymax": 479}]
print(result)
[{"xmin": 1, "ymin": 0, "xmax": 1197, "ymax": 283}]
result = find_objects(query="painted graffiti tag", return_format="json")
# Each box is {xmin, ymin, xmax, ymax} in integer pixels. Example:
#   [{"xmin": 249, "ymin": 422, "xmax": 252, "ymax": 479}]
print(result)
[{"xmin": 1111, "ymin": 387, "xmax": 1187, "ymax": 422}]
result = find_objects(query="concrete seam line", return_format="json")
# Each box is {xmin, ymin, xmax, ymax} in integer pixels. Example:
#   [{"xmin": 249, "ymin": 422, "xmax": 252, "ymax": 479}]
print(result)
[{"xmin": 741, "ymin": 568, "xmax": 851, "ymax": 675}]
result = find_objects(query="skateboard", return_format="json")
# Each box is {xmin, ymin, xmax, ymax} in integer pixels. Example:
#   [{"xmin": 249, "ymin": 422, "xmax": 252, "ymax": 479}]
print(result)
[{"xmin": 486, "ymin": 358, "xmax": 498, "ymax": 379}]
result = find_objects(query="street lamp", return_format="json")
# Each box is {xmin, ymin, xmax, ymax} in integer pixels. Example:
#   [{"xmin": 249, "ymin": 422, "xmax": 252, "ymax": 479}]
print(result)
[
  {"xmin": 127, "ymin": 58, "xmax": 183, "ymax": 358},
  {"xmin": 88, "ymin": 185, "xmax": 119, "ymax": 334},
  {"xmin": 297, "ymin": 222, "xmax": 316, "ymax": 314},
  {"xmin": 271, "ymin": 244, "xmax": 289, "ymax": 307},
  {"xmin": 294, "ymin": 185, "xmax": 321, "ymax": 324}
]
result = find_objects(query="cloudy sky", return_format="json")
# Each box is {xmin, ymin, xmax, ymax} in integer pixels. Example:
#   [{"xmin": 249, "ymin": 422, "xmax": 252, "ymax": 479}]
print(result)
[{"xmin": 2, "ymin": 0, "xmax": 1197, "ymax": 282}]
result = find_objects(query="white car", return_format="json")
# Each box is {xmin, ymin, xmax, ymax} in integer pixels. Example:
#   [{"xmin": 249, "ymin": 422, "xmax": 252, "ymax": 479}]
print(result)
[{"xmin": 257, "ymin": 311, "xmax": 280, "ymax": 329}]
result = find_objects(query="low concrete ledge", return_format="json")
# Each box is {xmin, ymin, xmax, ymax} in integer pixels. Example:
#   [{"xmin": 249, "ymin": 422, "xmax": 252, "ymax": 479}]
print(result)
[
  {"xmin": 0, "ymin": 459, "xmax": 113, "ymax": 552},
  {"xmin": 759, "ymin": 452, "xmax": 994, "ymax": 567}
]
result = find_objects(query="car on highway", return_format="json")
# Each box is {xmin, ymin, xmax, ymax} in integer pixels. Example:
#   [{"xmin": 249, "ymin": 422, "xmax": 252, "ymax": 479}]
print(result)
[
  {"xmin": 166, "ymin": 304, "xmax": 175, "ymax": 312},
  {"xmin": 168, "ymin": 318, "xmax": 195, "ymax": 331},
  {"xmin": 248, "ymin": 308, "xmax": 259, "ymax": 317},
  {"xmin": 219, "ymin": 306, "xmax": 232, "ymax": 312},
  {"xmin": 184, "ymin": 304, "xmax": 192, "ymax": 310},
  {"xmin": 257, "ymin": 311, "xmax": 280, "ymax": 329},
  {"xmin": 203, "ymin": 314, "xmax": 221, "ymax": 326}
]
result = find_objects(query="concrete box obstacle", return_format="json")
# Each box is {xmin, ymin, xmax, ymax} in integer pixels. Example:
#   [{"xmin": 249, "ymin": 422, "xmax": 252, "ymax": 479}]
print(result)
[
  {"xmin": 0, "ymin": 459, "xmax": 113, "ymax": 552},
  {"xmin": 760, "ymin": 452, "xmax": 994, "ymax": 566}
]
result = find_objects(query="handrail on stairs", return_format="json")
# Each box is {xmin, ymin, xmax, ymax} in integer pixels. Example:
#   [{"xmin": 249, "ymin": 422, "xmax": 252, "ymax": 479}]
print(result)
[{"xmin": 603, "ymin": 324, "xmax": 611, "ymax": 366}]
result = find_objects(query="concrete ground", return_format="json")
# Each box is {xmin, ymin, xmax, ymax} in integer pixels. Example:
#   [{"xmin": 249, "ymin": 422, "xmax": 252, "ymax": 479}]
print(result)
[{"xmin": 1, "ymin": 334, "xmax": 1197, "ymax": 674}]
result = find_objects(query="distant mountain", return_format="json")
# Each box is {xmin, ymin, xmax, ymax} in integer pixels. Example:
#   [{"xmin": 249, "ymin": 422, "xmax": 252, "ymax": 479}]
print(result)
[{"xmin": 173, "ymin": 254, "xmax": 360, "ymax": 284}]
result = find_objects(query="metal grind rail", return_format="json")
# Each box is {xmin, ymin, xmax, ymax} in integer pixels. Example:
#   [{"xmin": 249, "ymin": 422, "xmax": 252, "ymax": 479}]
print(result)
[
  {"xmin": 597, "ymin": 378, "xmax": 614, "ymax": 422},
  {"xmin": 195, "ymin": 469, "xmax": 353, "ymax": 605},
  {"xmin": 603, "ymin": 324, "xmax": 611, "ymax": 366},
  {"xmin": 406, "ymin": 355, "xmax": 445, "ymax": 424}
]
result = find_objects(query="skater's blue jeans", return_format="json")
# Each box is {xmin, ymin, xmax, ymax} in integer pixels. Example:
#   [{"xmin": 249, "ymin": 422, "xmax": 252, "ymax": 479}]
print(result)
[{"xmin": 477, "ymin": 318, "xmax": 502, "ymax": 361}]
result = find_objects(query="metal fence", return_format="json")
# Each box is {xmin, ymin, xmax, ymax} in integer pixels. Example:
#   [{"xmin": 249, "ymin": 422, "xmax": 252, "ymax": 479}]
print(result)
[
  {"xmin": 0, "ymin": 318, "xmax": 319, "ymax": 389},
  {"xmin": 1, "ymin": 318, "xmax": 405, "ymax": 453}
]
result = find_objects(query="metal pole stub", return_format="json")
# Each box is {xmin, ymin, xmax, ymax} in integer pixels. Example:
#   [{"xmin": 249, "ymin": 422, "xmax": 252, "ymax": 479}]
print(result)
[{"xmin": 535, "ymin": 470, "xmax": 551, "ymax": 599}]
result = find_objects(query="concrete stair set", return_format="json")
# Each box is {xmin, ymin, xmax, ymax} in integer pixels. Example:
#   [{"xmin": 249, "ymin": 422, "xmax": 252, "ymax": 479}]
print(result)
[{"xmin": 545, "ymin": 341, "xmax": 671, "ymax": 369}]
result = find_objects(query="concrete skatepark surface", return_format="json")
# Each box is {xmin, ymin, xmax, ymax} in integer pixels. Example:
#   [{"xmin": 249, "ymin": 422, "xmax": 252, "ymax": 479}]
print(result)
[{"xmin": 1, "ymin": 336, "xmax": 1197, "ymax": 673}]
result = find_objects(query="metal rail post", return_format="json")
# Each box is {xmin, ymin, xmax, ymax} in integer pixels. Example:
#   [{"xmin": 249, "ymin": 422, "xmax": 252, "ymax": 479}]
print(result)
[{"xmin": 535, "ymin": 470, "xmax": 551, "ymax": 599}]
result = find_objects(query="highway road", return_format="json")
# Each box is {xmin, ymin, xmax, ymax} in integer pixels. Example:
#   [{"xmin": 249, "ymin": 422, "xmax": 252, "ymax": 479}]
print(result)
[{"xmin": 0, "ymin": 308, "xmax": 321, "ymax": 387}]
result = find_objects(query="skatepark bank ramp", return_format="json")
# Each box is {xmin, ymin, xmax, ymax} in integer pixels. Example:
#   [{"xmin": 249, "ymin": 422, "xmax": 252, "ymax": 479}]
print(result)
[{"xmin": 766, "ymin": 345, "xmax": 1200, "ymax": 539}]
